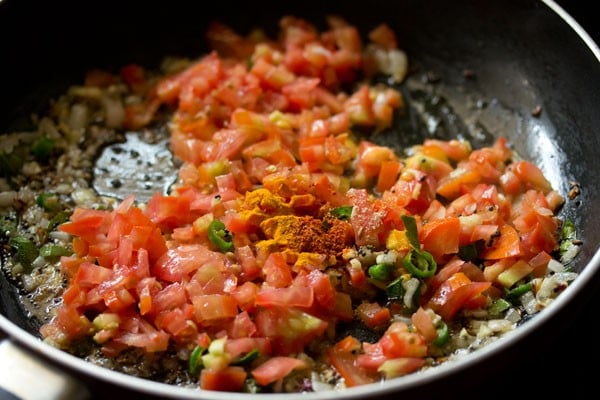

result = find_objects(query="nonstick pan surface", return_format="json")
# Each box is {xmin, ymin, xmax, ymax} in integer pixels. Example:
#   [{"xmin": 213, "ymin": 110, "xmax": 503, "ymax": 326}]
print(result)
[{"xmin": 1, "ymin": 0, "xmax": 599, "ymax": 399}]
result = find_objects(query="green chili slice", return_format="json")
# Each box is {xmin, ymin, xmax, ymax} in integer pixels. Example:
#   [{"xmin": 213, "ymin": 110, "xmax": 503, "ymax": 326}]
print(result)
[
  {"xmin": 232, "ymin": 348, "xmax": 259, "ymax": 365},
  {"xmin": 368, "ymin": 263, "xmax": 392, "ymax": 281},
  {"xmin": 403, "ymin": 249, "xmax": 437, "ymax": 278},
  {"xmin": 31, "ymin": 135, "xmax": 55, "ymax": 162},
  {"xmin": 458, "ymin": 241, "xmax": 483, "ymax": 262},
  {"xmin": 400, "ymin": 214, "xmax": 421, "ymax": 249},
  {"xmin": 386, "ymin": 277, "xmax": 405, "ymax": 301},
  {"xmin": 331, "ymin": 206, "xmax": 353, "ymax": 220},
  {"xmin": 36, "ymin": 193, "xmax": 60, "ymax": 212},
  {"xmin": 40, "ymin": 244, "xmax": 71, "ymax": 258},
  {"xmin": 559, "ymin": 219, "xmax": 577, "ymax": 255},
  {"xmin": 9, "ymin": 236, "xmax": 39, "ymax": 269},
  {"xmin": 189, "ymin": 345, "xmax": 206, "ymax": 375},
  {"xmin": 432, "ymin": 321, "xmax": 449, "ymax": 346},
  {"xmin": 505, "ymin": 282, "xmax": 532, "ymax": 302},
  {"xmin": 48, "ymin": 210, "xmax": 70, "ymax": 231},
  {"xmin": 400, "ymin": 214, "xmax": 437, "ymax": 278},
  {"xmin": 208, "ymin": 220, "xmax": 234, "ymax": 252},
  {"xmin": 488, "ymin": 298, "xmax": 512, "ymax": 316}
]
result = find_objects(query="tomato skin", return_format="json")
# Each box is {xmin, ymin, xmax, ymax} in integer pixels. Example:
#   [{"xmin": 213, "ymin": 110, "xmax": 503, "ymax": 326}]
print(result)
[
  {"xmin": 356, "ymin": 301, "xmax": 391, "ymax": 329},
  {"xmin": 379, "ymin": 329, "xmax": 427, "ymax": 358},
  {"xmin": 348, "ymin": 188, "xmax": 386, "ymax": 247},
  {"xmin": 255, "ymin": 307, "xmax": 328, "ymax": 355},
  {"xmin": 251, "ymin": 356, "xmax": 308, "ymax": 386},
  {"xmin": 327, "ymin": 345, "xmax": 379, "ymax": 387},
  {"xmin": 378, "ymin": 357, "xmax": 426, "ymax": 379},
  {"xmin": 200, "ymin": 366, "xmax": 247, "ymax": 392},
  {"xmin": 411, "ymin": 307, "xmax": 437, "ymax": 343},
  {"xmin": 192, "ymin": 294, "xmax": 238, "ymax": 322},
  {"xmin": 255, "ymin": 286, "xmax": 314, "ymax": 308},
  {"xmin": 481, "ymin": 224, "xmax": 521, "ymax": 260},
  {"xmin": 419, "ymin": 217, "xmax": 460, "ymax": 262},
  {"xmin": 427, "ymin": 272, "xmax": 492, "ymax": 321}
]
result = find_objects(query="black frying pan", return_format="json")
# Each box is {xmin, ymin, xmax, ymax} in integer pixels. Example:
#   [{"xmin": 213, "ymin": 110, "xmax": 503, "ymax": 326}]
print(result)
[{"xmin": 1, "ymin": 0, "xmax": 599, "ymax": 399}]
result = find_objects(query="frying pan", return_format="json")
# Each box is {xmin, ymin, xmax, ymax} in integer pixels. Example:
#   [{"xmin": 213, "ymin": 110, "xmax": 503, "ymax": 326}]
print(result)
[{"xmin": 1, "ymin": 0, "xmax": 599, "ymax": 399}]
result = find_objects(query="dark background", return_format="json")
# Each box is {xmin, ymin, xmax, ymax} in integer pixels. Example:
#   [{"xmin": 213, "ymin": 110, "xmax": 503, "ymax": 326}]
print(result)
[{"xmin": 1, "ymin": 1, "xmax": 599, "ymax": 399}]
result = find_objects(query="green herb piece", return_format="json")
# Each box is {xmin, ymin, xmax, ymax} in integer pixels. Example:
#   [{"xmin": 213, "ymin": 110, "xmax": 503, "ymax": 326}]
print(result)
[
  {"xmin": 36, "ymin": 193, "xmax": 61, "ymax": 212},
  {"xmin": 48, "ymin": 211, "xmax": 70, "ymax": 231},
  {"xmin": 559, "ymin": 219, "xmax": 577, "ymax": 254},
  {"xmin": 207, "ymin": 220, "xmax": 234, "ymax": 252},
  {"xmin": 368, "ymin": 263, "xmax": 393, "ymax": 281},
  {"xmin": 432, "ymin": 321, "xmax": 449, "ymax": 346},
  {"xmin": 386, "ymin": 277, "xmax": 405, "ymax": 301},
  {"xmin": 505, "ymin": 282, "xmax": 532, "ymax": 302},
  {"xmin": 232, "ymin": 349, "xmax": 259, "ymax": 365},
  {"xmin": 331, "ymin": 206, "xmax": 353, "ymax": 220},
  {"xmin": 488, "ymin": 298, "xmax": 512, "ymax": 316},
  {"xmin": 189, "ymin": 345, "xmax": 206, "ymax": 375},
  {"xmin": 458, "ymin": 241, "xmax": 483, "ymax": 262},
  {"xmin": 400, "ymin": 215, "xmax": 437, "ymax": 278},
  {"xmin": 400, "ymin": 214, "xmax": 420, "ymax": 249},
  {"xmin": 9, "ymin": 236, "xmax": 39, "ymax": 270},
  {"xmin": 403, "ymin": 249, "xmax": 437, "ymax": 278},
  {"xmin": 40, "ymin": 244, "xmax": 71, "ymax": 258},
  {"xmin": 31, "ymin": 136, "xmax": 55, "ymax": 162}
]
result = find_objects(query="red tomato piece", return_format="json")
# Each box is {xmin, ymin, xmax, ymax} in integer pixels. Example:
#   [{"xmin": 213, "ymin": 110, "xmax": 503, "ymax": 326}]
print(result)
[{"xmin": 251, "ymin": 356, "xmax": 308, "ymax": 386}]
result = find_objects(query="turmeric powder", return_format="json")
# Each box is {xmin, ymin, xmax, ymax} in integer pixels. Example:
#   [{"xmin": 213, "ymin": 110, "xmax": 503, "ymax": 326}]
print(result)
[
  {"xmin": 257, "ymin": 213, "xmax": 354, "ymax": 258},
  {"xmin": 238, "ymin": 188, "xmax": 292, "ymax": 227}
]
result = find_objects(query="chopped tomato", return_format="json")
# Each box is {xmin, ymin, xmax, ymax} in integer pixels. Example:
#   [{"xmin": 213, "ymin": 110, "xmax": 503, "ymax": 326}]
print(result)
[
  {"xmin": 200, "ymin": 366, "xmax": 247, "ymax": 392},
  {"xmin": 327, "ymin": 345, "xmax": 379, "ymax": 387},
  {"xmin": 427, "ymin": 272, "xmax": 492, "ymax": 321},
  {"xmin": 356, "ymin": 301, "xmax": 391, "ymax": 329},
  {"xmin": 251, "ymin": 356, "xmax": 308, "ymax": 386}
]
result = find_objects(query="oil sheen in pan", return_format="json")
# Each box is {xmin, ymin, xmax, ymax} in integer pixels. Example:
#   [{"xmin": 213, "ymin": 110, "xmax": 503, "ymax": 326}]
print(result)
[
  {"xmin": 93, "ymin": 128, "xmax": 179, "ymax": 203},
  {"xmin": 373, "ymin": 70, "xmax": 564, "ymax": 193}
]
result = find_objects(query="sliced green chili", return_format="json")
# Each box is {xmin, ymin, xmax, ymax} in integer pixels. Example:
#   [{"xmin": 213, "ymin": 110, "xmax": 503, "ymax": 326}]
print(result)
[
  {"xmin": 36, "ymin": 193, "xmax": 61, "ymax": 212},
  {"xmin": 31, "ymin": 135, "xmax": 55, "ymax": 162},
  {"xmin": 331, "ymin": 205, "xmax": 353, "ymax": 220},
  {"xmin": 488, "ymin": 298, "xmax": 512, "ymax": 316},
  {"xmin": 403, "ymin": 249, "xmax": 437, "ymax": 278},
  {"xmin": 559, "ymin": 219, "xmax": 577, "ymax": 255},
  {"xmin": 458, "ymin": 241, "xmax": 483, "ymax": 262},
  {"xmin": 232, "ymin": 348, "xmax": 259, "ymax": 365},
  {"xmin": 432, "ymin": 321, "xmax": 449, "ymax": 346},
  {"xmin": 48, "ymin": 210, "xmax": 70, "ymax": 231},
  {"xmin": 189, "ymin": 345, "xmax": 206, "ymax": 375},
  {"xmin": 386, "ymin": 277, "xmax": 405, "ymax": 301},
  {"xmin": 400, "ymin": 214, "xmax": 420, "ymax": 249},
  {"xmin": 208, "ymin": 220, "xmax": 234, "ymax": 252},
  {"xmin": 400, "ymin": 214, "xmax": 437, "ymax": 278},
  {"xmin": 368, "ymin": 263, "xmax": 392, "ymax": 281},
  {"xmin": 40, "ymin": 244, "xmax": 72, "ymax": 258},
  {"xmin": 9, "ymin": 236, "xmax": 39, "ymax": 269},
  {"xmin": 505, "ymin": 282, "xmax": 532, "ymax": 302}
]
